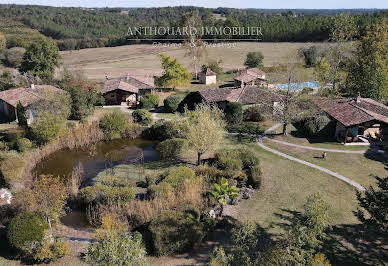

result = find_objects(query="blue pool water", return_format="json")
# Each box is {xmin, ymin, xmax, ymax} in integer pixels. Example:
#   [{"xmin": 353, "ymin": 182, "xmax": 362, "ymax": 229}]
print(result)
[{"xmin": 277, "ymin": 81, "xmax": 320, "ymax": 90}]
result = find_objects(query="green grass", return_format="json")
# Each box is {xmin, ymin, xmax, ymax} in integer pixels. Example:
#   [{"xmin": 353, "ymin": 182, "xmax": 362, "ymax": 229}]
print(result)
[
  {"xmin": 225, "ymin": 136, "xmax": 360, "ymax": 229},
  {"xmin": 263, "ymin": 139, "xmax": 386, "ymax": 188}
]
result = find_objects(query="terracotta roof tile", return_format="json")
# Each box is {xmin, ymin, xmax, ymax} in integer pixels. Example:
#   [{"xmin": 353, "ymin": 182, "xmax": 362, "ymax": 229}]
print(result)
[
  {"xmin": 0, "ymin": 85, "xmax": 63, "ymax": 107},
  {"xmin": 102, "ymin": 75, "xmax": 154, "ymax": 94},
  {"xmin": 316, "ymin": 97, "xmax": 388, "ymax": 126},
  {"xmin": 234, "ymin": 68, "xmax": 266, "ymax": 83}
]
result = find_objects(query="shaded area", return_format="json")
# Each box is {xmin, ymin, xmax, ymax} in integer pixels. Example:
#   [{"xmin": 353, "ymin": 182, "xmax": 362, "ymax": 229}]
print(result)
[{"xmin": 273, "ymin": 208, "xmax": 388, "ymax": 266}]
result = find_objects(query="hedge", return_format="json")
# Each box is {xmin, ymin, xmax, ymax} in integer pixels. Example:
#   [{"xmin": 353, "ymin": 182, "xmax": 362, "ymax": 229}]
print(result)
[{"xmin": 226, "ymin": 122, "xmax": 263, "ymax": 135}]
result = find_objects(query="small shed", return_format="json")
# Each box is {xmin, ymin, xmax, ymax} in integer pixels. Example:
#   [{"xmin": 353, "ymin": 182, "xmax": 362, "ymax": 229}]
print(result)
[
  {"xmin": 199, "ymin": 68, "xmax": 217, "ymax": 85},
  {"xmin": 234, "ymin": 68, "xmax": 266, "ymax": 88}
]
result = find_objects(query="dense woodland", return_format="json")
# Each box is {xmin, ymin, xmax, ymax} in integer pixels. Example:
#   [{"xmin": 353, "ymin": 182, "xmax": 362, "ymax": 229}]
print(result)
[{"xmin": 0, "ymin": 5, "xmax": 387, "ymax": 50}]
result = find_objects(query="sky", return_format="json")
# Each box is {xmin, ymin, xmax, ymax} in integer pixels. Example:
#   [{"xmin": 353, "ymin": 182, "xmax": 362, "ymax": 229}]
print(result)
[{"xmin": 0, "ymin": 0, "xmax": 387, "ymax": 9}]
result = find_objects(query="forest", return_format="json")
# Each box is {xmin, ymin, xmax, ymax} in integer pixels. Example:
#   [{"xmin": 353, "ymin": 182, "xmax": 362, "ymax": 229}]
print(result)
[{"xmin": 0, "ymin": 4, "xmax": 387, "ymax": 50}]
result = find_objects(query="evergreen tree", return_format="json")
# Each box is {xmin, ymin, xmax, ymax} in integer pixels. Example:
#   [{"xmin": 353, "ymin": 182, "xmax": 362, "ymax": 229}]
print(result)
[
  {"xmin": 16, "ymin": 101, "xmax": 27, "ymax": 126},
  {"xmin": 345, "ymin": 20, "xmax": 388, "ymax": 101},
  {"xmin": 355, "ymin": 176, "xmax": 387, "ymax": 232}
]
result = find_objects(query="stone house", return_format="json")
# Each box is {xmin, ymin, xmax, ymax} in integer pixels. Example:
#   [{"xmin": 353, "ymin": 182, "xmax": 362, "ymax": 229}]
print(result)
[{"xmin": 199, "ymin": 68, "xmax": 217, "ymax": 85}]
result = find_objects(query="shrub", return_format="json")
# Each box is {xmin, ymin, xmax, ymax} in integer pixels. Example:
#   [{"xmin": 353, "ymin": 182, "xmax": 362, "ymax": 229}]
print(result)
[
  {"xmin": 156, "ymin": 138, "xmax": 186, "ymax": 159},
  {"xmin": 237, "ymin": 148, "xmax": 260, "ymax": 169},
  {"xmin": 0, "ymin": 141, "xmax": 8, "ymax": 151},
  {"xmin": 243, "ymin": 106, "xmax": 266, "ymax": 122},
  {"xmin": 140, "ymin": 93, "xmax": 159, "ymax": 109},
  {"xmin": 34, "ymin": 238, "xmax": 70, "ymax": 263},
  {"xmin": 16, "ymin": 138, "xmax": 32, "ymax": 152},
  {"xmin": 86, "ymin": 229, "xmax": 147, "ymax": 266},
  {"xmin": 246, "ymin": 165, "xmax": 262, "ymax": 189},
  {"xmin": 149, "ymin": 210, "xmax": 204, "ymax": 256},
  {"xmin": 244, "ymin": 52, "xmax": 264, "ymax": 68},
  {"xmin": 143, "ymin": 120, "xmax": 183, "ymax": 141},
  {"xmin": 7, "ymin": 212, "xmax": 49, "ymax": 255},
  {"xmin": 226, "ymin": 122, "xmax": 263, "ymax": 135},
  {"xmin": 215, "ymin": 150, "xmax": 243, "ymax": 172},
  {"xmin": 121, "ymin": 123, "xmax": 144, "ymax": 139},
  {"xmin": 148, "ymin": 183, "xmax": 174, "ymax": 199},
  {"xmin": 0, "ymin": 155, "xmax": 26, "ymax": 187},
  {"xmin": 4, "ymin": 47, "xmax": 26, "ymax": 67},
  {"xmin": 162, "ymin": 166, "xmax": 196, "ymax": 188},
  {"xmin": 164, "ymin": 95, "xmax": 184, "ymax": 113},
  {"xmin": 79, "ymin": 184, "xmax": 136, "ymax": 205},
  {"xmin": 292, "ymin": 115, "xmax": 333, "ymax": 137},
  {"xmin": 132, "ymin": 109, "xmax": 152, "ymax": 125},
  {"xmin": 95, "ymin": 174, "xmax": 136, "ymax": 187},
  {"xmin": 99, "ymin": 110, "xmax": 128, "ymax": 139},
  {"xmin": 225, "ymin": 102, "xmax": 243, "ymax": 124},
  {"xmin": 31, "ymin": 112, "xmax": 64, "ymax": 145}
]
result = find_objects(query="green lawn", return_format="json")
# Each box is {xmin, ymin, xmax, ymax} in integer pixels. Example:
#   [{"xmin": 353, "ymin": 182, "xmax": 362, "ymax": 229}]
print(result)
[{"xmin": 263, "ymin": 138, "xmax": 386, "ymax": 188}]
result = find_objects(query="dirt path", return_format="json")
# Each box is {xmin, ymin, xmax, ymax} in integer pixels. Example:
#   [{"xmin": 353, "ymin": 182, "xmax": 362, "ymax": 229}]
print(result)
[{"xmin": 257, "ymin": 124, "xmax": 366, "ymax": 191}]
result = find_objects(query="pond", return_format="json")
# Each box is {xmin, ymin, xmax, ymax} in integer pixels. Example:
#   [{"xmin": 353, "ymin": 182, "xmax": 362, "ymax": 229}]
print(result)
[{"xmin": 34, "ymin": 138, "xmax": 159, "ymax": 185}]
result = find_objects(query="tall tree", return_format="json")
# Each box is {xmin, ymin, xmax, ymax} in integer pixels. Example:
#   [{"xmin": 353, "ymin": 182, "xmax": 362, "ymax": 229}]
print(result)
[
  {"xmin": 16, "ymin": 101, "xmax": 27, "ymax": 126},
  {"xmin": 19, "ymin": 175, "xmax": 67, "ymax": 232},
  {"xmin": 355, "ymin": 176, "xmax": 387, "ymax": 232},
  {"xmin": 155, "ymin": 54, "xmax": 191, "ymax": 89},
  {"xmin": 182, "ymin": 10, "xmax": 207, "ymax": 80},
  {"xmin": 244, "ymin": 52, "xmax": 264, "ymax": 68},
  {"xmin": 182, "ymin": 104, "xmax": 225, "ymax": 165},
  {"xmin": 345, "ymin": 20, "xmax": 388, "ymax": 101},
  {"xmin": 18, "ymin": 38, "xmax": 61, "ymax": 80},
  {"xmin": 326, "ymin": 13, "xmax": 357, "ymax": 94}
]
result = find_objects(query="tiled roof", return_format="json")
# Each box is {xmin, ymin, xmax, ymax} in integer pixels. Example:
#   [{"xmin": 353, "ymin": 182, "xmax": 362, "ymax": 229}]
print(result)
[
  {"xmin": 0, "ymin": 85, "xmax": 63, "ymax": 108},
  {"xmin": 199, "ymin": 86, "xmax": 283, "ymax": 106},
  {"xmin": 234, "ymin": 68, "xmax": 266, "ymax": 83},
  {"xmin": 204, "ymin": 68, "xmax": 217, "ymax": 76},
  {"xmin": 316, "ymin": 97, "xmax": 388, "ymax": 126},
  {"xmin": 102, "ymin": 75, "xmax": 154, "ymax": 94}
]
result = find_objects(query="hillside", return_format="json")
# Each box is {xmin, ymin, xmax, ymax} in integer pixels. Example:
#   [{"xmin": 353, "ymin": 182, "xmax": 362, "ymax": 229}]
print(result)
[{"xmin": 0, "ymin": 4, "xmax": 386, "ymax": 50}]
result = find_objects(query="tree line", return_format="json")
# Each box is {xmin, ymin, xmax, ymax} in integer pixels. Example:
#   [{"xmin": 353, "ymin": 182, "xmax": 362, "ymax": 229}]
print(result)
[{"xmin": 0, "ymin": 4, "xmax": 386, "ymax": 50}]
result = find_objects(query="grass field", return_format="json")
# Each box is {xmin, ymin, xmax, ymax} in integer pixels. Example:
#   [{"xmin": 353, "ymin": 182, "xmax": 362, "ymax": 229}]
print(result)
[
  {"xmin": 263, "ymin": 138, "xmax": 387, "ymax": 188},
  {"xmin": 58, "ymin": 42, "xmax": 317, "ymax": 81}
]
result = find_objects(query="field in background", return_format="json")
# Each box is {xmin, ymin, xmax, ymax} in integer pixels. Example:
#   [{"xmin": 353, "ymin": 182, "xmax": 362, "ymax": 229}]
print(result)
[{"xmin": 59, "ymin": 42, "xmax": 318, "ymax": 81}]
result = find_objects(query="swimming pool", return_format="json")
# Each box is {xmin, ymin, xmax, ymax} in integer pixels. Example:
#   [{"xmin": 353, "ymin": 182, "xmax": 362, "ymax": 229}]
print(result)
[{"xmin": 276, "ymin": 81, "xmax": 320, "ymax": 90}]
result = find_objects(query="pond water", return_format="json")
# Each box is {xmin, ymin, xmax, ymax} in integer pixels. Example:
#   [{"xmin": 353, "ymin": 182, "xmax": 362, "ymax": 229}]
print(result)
[{"xmin": 34, "ymin": 138, "xmax": 159, "ymax": 185}]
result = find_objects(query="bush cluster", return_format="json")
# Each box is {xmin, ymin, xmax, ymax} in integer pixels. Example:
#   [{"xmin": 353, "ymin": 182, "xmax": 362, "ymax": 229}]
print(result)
[
  {"xmin": 163, "ymin": 95, "xmax": 184, "ymax": 113},
  {"xmin": 243, "ymin": 106, "xmax": 266, "ymax": 122},
  {"xmin": 7, "ymin": 212, "xmax": 49, "ymax": 255},
  {"xmin": 156, "ymin": 138, "xmax": 186, "ymax": 160},
  {"xmin": 292, "ymin": 115, "xmax": 333, "ymax": 137},
  {"xmin": 140, "ymin": 93, "xmax": 159, "ymax": 109},
  {"xmin": 79, "ymin": 184, "xmax": 136, "ymax": 205},
  {"xmin": 33, "ymin": 238, "xmax": 70, "ymax": 263},
  {"xmin": 149, "ymin": 210, "xmax": 204, "ymax": 256},
  {"xmin": 214, "ymin": 148, "xmax": 261, "ymax": 189},
  {"xmin": 132, "ymin": 109, "xmax": 152, "ymax": 125},
  {"xmin": 98, "ymin": 110, "xmax": 128, "ymax": 139},
  {"xmin": 161, "ymin": 166, "xmax": 196, "ymax": 188},
  {"xmin": 16, "ymin": 138, "xmax": 32, "ymax": 152},
  {"xmin": 225, "ymin": 102, "xmax": 243, "ymax": 124},
  {"xmin": 226, "ymin": 122, "xmax": 263, "ymax": 135},
  {"xmin": 142, "ymin": 120, "xmax": 183, "ymax": 141}
]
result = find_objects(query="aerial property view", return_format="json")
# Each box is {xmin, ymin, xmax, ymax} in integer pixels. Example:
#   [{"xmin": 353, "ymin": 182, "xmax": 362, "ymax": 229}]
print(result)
[{"xmin": 0, "ymin": 0, "xmax": 387, "ymax": 265}]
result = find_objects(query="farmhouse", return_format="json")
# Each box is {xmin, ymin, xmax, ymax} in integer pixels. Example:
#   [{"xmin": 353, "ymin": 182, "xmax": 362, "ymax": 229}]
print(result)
[
  {"xmin": 234, "ymin": 68, "xmax": 266, "ymax": 88},
  {"xmin": 0, "ymin": 84, "xmax": 63, "ymax": 124},
  {"xmin": 102, "ymin": 75, "xmax": 155, "ymax": 107},
  {"xmin": 316, "ymin": 96, "xmax": 388, "ymax": 144},
  {"xmin": 178, "ymin": 86, "xmax": 283, "ymax": 112},
  {"xmin": 199, "ymin": 68, "xmax": 217, "ymax": 85}
]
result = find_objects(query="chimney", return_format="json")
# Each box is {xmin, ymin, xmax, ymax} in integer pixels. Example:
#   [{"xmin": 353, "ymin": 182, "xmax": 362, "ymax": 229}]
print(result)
[
  {"xmin": 126, "ymin": 73, "xmax": 130, "ymax": 81},
  {"xmin": 30, "ymin": 84, "xmax": 35, "ymax": 90},
  {"xmin": 356, "ymin": 92, "xmax": 361, "ymax": 103},
  {"xmin": 105, "ymin": 75, "xmax": 109, "ymax": 80}
]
